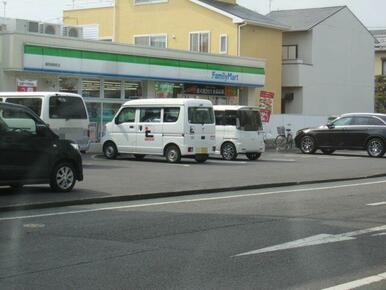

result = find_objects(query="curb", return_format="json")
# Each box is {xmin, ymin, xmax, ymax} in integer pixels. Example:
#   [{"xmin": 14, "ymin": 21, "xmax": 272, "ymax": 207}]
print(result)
[{"xmin": 1, "ymin": 172, "xmax": 386, "ymax": 213}]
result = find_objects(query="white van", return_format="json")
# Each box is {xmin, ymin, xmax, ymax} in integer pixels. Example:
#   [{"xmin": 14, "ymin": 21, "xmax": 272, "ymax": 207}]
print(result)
[
  {"xmin": 102, "ymin": 98, "xmax": 216, "ymax": 163},
  {"xmin": 0, "ymin": 92, "xmax": 90, "ymax": 152},
  {"xmin": 214, "ymin": 105, "xmax": 265, "ymax": 160}
]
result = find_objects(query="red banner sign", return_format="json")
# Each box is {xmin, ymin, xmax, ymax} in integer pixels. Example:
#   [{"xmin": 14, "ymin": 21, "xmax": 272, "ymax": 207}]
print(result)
[
  {"xmin": 259, "ymin": 90, "xmax": 275, "ymax": 123},
  {"xmin": 17, "ymin": 79, "xmax": 38, "ymax": 92}
]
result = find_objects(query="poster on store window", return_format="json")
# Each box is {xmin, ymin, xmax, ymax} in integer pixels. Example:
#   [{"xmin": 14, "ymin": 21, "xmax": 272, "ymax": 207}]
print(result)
[
  {"xmin": 17, "ymin": 79, "xmax": 38, "ymax": 92},
  {"xmin": 259, "ymin": 91, "xmax": 274, "ymax": 123}
]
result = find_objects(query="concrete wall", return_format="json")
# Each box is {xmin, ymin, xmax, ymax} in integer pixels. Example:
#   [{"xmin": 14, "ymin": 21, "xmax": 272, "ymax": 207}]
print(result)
[
  {"xmin": 240, "ymin": 25, "xmax": 283, "ymax": 113},
  {"xmin": 304, "ymin": 8, "xmax": 375, "ymax": 115}
]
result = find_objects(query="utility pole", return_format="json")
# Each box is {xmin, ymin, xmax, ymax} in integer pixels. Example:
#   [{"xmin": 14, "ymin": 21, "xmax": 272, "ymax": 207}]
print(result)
[
  {"xmin": 269, "ymin": 0, "xmax": 273, "ymax": 13},
  {"xmin": 2, "ymin": 0, "xmax": 6, "ymax": 17}
]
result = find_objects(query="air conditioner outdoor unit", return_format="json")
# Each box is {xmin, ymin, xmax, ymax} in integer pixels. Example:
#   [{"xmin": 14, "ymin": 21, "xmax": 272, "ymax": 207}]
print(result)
[
  {"xmin": 27, "ymin": 21, "xmax": 40, "ymax": 33},
  {"xmin": 0, "ymin": 24, "xmax": 7, "ymax": 32},
  {"xmin": 39, "ymin": 23, "xmax": 62, "ymax": 36},
  {"xmin": 63, "ymin": 26, "xmax": 83, "ymax": 38}
]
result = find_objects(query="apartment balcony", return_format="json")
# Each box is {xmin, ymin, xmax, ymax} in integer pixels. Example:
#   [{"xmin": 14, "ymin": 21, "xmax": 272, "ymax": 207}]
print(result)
[
  {"xmin": 282, "ymin": 59, "xmax": 312, "ymax": 87},
  {"xmin": 64, "ymin": 0, "xmax": 114, "ymax": 10}
]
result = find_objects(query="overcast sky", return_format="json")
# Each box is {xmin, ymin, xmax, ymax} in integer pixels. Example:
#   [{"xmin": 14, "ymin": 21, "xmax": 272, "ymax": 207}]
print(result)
[{"xmin": 1, "ymin": 0, "xmax": 385, "ymax": 28}]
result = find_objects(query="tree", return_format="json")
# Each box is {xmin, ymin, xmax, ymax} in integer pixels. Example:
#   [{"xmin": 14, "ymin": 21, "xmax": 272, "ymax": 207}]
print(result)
[{"xmin": 375, "ymin": 75, "xmax": 386, "ymax": 113}]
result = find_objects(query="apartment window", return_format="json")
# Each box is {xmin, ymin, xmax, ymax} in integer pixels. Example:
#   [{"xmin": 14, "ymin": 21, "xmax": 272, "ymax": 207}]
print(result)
[
  {"xmin": 282, "ymin": 45, "xmax": 298, "ymax": 60},
  {"xmin": 190, "ymin": 32, "xmax": 210, "ymax": 53},
  {"xmin": 219, "ymin": 34, "xmax": 228, "ymax": 54},
  {"xmin": 134, "ymin": 34, "xmax": 167, "ymax": 48},
  {"xmin": 134, "ymin": 0, "xmax": 168, "ymax": 4}
]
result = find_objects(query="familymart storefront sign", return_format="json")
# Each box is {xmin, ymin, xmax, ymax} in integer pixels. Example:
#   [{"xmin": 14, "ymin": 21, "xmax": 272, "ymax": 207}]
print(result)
[{"xmin": 23, "ymin": 45, "xmax": 265, "ymax": 87}]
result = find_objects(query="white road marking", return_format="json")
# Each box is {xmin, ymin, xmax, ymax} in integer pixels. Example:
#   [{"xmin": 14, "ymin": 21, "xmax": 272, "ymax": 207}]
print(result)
[
  {"xmin": 263, "ymin": 158, "xmax": 296, "ymax": 162},
  {"xmin": 372, "ymin": 232, "xmax": 386, "ymax": 237},
  {"xmin": 208, "ymin": 160, "xmax": 248, "ymax": 165},
  {"xmin": 234, "ymin": 225, "xmax": 386, "ymax": 257},
  {"xmin": 322, "ymin": 272, "xmax": 386, "ymax": 290},
  {"xmin": 0, "ymin": 180, "xmax": 386, "ymax": 222},
  {"xmin": 23, "ymin": 223, "xmax": 45, "ymax": 228},
  {"xmin": 367, "ymin": 201, "xmax": 386, "ymax": 206}
]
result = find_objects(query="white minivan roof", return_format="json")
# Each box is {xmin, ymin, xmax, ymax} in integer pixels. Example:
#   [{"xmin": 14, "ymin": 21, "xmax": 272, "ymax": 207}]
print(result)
[
  {"xmin": 0, "ymin": 92, "xmax": 82, "ymax": 98},
  {"xmin": 123, "ymin": 98, "xmax": 213, "ymax": 107}
]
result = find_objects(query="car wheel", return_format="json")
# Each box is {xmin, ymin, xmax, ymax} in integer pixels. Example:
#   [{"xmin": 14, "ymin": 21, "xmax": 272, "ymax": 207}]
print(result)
[
  {"xmin": 367, "ymin": 138, "xmax": 385, "ymax": 158},
  {"xmin": 50, "ymin": 163, "xmax": 76, "ymax": 192},
  {"xmin": 300, "ymin": 136, "xmax": 317, "ymax": 154},
  {"xmin": 221, "ymin": 143, "xmax": 237, "ymax": 160},
  {"xmin": 195, "ymin": 154, "xmax": 208, "ymax": 163},
  {"xmin": 246, "ymin": 153, "xmax": 261, "ymax": 161},
  {"xmin": 165, "ymin": 145, "xmax": 181, "ymax": 163},
  {"xmin": 103, "ymin": 142, "xmax": 118, "ymax": 160},
  {"xmin": 134, "ymin": 154, "xmax": 146, "ymax": 160},
  {"xmin": 321, "ymin": 149, "xmax": 335, "ymax": 155}
]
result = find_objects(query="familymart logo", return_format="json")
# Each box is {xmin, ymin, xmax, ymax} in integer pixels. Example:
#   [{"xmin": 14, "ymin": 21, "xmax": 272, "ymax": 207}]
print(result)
[{"xmin": 211, "ymin": 71, "xmax": 239, "ymax": 82}]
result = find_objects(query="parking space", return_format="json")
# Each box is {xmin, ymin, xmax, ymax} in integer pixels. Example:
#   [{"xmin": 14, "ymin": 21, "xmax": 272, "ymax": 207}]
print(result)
[{"xmin": 0, "ymin": 150, "xmax": 385, "ymax": 210}]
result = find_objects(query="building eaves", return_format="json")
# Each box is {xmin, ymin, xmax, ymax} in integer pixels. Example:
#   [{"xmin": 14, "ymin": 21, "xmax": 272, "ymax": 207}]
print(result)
[{"xmin": 190, "ymin": 0, "xmax": 289, "ymax": 31}]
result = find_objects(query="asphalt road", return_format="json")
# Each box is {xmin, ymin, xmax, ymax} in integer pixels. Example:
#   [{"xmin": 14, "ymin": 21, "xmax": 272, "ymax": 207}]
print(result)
[
  {"xmin": 1, "ymin": 178, "xmax": 386, "ymax": 289},
  {"xmin": 0, "ymin": 150, "xmax": 385, "ymax": 209}
]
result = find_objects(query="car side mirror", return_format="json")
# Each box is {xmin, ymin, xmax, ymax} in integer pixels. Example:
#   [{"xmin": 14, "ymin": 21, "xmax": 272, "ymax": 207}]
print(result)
[
  {"xmin": 36, "ymin": 124, "xmax": 52, "ymax": 137},
  {"xmin": 327, "ymin": 123, "xmax": 335, "ymax": 129},
  {"xmin": 114, "ymin": 118, "xmax": 121, "ymax": 125}
]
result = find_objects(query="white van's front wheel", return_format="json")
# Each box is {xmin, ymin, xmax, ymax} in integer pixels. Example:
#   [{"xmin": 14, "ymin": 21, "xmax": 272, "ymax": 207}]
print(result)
[
  {"xmin": 165, "ymin": 145, "xmax": 181, "ymax": 163},
  {"xmin": 103, "ymin": 142, "xmax": 118, "ymax": 159}
]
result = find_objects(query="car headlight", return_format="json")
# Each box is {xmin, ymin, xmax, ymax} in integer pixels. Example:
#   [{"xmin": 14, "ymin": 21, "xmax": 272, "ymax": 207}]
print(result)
[{"xmin": 71, "ymin": 143, "xmax": 80, "ymax": 151}]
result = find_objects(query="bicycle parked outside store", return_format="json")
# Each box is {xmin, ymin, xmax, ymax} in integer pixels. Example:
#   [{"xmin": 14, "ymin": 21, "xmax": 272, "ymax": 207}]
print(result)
[{"xmin": 275, "ymin": 124, "xmax": 293, "ymax": 151}]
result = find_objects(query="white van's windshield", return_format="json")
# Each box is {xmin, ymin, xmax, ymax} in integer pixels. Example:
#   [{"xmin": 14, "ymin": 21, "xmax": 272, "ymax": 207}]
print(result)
[
  {"xmin": 5, "ymin": 98, "xmax": 42, "ymax": 116},
  {"xmin": 188, "ymin": 107, "xmax": 214, "ymax": 124},
  {"xmin": 239, "ymin": 110, "xmax": 263, "ymax": 131},
  {"xmin": 49, "ymin": 96, "xmax": 88, "ymax": 119}
]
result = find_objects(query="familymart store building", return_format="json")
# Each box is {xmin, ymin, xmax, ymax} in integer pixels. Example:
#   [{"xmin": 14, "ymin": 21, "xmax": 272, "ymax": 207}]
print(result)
[{"xmin": 0, "ymin": 32, "xmax": 265, "ymax": 141}]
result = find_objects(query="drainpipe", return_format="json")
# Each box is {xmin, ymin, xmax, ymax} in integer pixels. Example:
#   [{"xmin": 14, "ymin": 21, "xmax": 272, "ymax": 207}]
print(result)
[
  {"xmin": 237, "ymin": 22, "xmax": 247, "ymax": 56},
  {"xmin": 113, "ymin": 0, "xmax": 117, "ymax": 42}
]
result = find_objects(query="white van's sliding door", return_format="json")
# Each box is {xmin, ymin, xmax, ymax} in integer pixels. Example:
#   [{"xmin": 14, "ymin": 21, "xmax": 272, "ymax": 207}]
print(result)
[{"xmin": 136, "ymin": 107, "xmax": 163, "ymax": 154}]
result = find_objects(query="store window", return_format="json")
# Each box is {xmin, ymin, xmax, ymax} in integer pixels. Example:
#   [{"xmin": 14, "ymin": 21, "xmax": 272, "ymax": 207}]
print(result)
[
  {"xmin": 190, "ymin": 32, "xmax": 210, "ymax": 53},
  {"xmin": 59, "ymin": 78, "xmax": 79, "ymax": 94},
  {"xmin": 134, "ymin": 34, "xmax": 167, "ymax": 48},
  {"xmin": 155, "ymin": 82, "xmax": 183, "ymax": 98},
  {"xmin": 82, "ymin": 79, "xmax": 101, "ymax": 98},
  {"xmin": 102, "ymin": 103, "xmax": 122, "ymax": 136},
  {"xmin": 104, "ymin": 80, "xmax": 122, "ymax": 99},
  {"xmin": 124, "ymin": 81, "xmax": 143, "ymax": 99},
  {"xmin": 86, "ymin": 103, "xmax": 101, "ymax": 142}
]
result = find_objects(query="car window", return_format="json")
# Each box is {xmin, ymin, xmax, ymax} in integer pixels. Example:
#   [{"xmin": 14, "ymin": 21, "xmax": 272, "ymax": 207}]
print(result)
[
  {"xmin": 163, "ymin": 108, "xmax": 180, "ymax": 123},
  {"xmin": 333, "ymin": 117, "xmax": 353, "ymax": 126},
  {"xmin": 215, "ymin": 111, "xmax": 225, "ymax": 125},
  {"xmin": 140, "ymin": 108, "xmax": 161, "ymax": 123},
  {"xmin": 379, "ymin": 116, "xmax": 386, "ymax": 123},
  {"xmin": 0, "ymin": 107, "xmax": 37, "ymax": 135},
  {"xmin": 368, "ymin": 117, "xmax": 385, "ymax": 125},
  {"xmin": 5, "ymin": 98, "xmax": 42, "ymax": 116},
  {"xmin": 116, "ymin": 108, "xmax": 136, "ymax": 124},
  {"xmin": 49, "ymin": 96, "xmax": 88, "ymax": 119},
  {"xmin": 225, "ymin": 110, "xmax": 237, "ymax": 126},
  {"xmin": 352, "ymin": 117, "xmax": 384, "ymax": 126}
]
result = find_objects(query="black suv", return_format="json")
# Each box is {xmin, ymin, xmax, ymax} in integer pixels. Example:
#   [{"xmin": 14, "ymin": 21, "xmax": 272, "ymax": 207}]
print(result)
[
  {"xmin": 0, "ymin": 102, "xmax": 83, "ymax": 191},
  {"xmin": 295, "ymin": 113, "xmax": 386, "ymax": 158}
]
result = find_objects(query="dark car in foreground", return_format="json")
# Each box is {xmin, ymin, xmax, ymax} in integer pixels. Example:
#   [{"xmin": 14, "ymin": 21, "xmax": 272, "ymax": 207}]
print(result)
[
  {"xmin": 0, "ymin": 102, "xmax": 83, "ymax": 192},
  {"xmin": 295, "ymin": 113, "xmax": 386, "ymax": 158}
]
